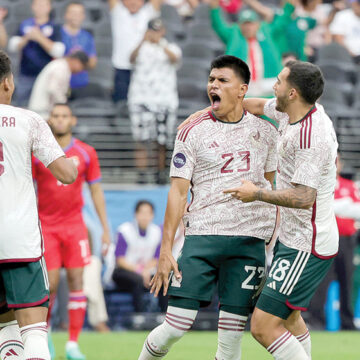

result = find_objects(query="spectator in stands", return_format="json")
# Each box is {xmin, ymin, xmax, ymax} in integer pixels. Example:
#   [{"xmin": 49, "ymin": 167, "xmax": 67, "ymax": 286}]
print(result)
[
  {"xmin": 8, "ymin": 0, "xmax": 65, "ymax": 106},
  {"xmin": 60, "ymin": 1, "xmax": 98, "ymax": 99},
  {"xmin": 128, "ymin": 18, "xmax": 181, "ymax": 184},
  {"xmin": 244, "ymin": 0, "xmax": 342, "ymax": 61},
  {"xmin": 0, "ymin": 4, "xmax": 8, "ymax": 48},
  {"xmin": 28, "ymin": 51, "xmax": 89, "ymax": 119},
  {"xmin": 210, "ymin": 0, "xmax": 282, "ymax": 96},
  {"xmin": 330, "ymin": 0, "xmax": 360, "ymax": 63},
  {"xmin": 308, "ymin": 156, "xmax": 359, "ymax": 330},
  {"xmin": 112, "ymin": 200, "xmax": 166, "ymax": 312},
  {"xmin": 164, "ymin": 0, "xmax": 200, "ymax": 20},
  {"xmin": 108, "ymin": 0, "xmax": 162, "ymax": 102}
]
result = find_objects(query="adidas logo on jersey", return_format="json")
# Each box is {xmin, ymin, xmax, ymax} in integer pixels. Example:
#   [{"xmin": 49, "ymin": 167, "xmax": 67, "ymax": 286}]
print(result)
[
  {"xmin": 267, "ymin": 281, "xmax": 276, "ymax": 290},
  {"xmin": 3, "ymin": 349, "xmax": 18, "ymax": 359},
  {"xmin": 208, "ymin": 141, "xmax": 219, "ymax": 149}
]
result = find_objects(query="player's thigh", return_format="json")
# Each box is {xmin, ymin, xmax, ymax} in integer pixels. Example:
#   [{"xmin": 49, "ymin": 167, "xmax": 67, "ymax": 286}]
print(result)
[
  {"xmin": 42, "ymin": 226, "xmax": 62, "ymax": 271},
  {"xmin": 129, "ymin": 105, "xmax": 155, "ymax": 143},
  {"xmin": 1, "ymin": 257, "xmax": 49, "ymax": 310},
  {"xmin": 168, "ymin": 235, "xmax": 220, "ymax": 305},
  {"xmin": 256, "ymin": 241, "xmax": 333, "ymax": 320},
  {"xmin": 62, "ymin": 222, "xmax": 91, "ymax": 269},
  {"xmin": 218, "ymin": 236, "xmax": 266, "ymax": 316}
]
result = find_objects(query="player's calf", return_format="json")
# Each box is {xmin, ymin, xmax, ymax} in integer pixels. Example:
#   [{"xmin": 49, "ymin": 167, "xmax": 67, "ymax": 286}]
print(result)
[
  {"xmin": 251, "ymin": 309, "xmax": 309, "ymax": 360},
  {"xmin": 138, "ymin": 306, "xmax": 197, "ymax": 360},
  {"xmin": 215, "ymin": 311, "xmax": 247, "ymax": 360},
  {"xmin": 20, "ymin": 322, "xmax": 50, "ymax": 360}
]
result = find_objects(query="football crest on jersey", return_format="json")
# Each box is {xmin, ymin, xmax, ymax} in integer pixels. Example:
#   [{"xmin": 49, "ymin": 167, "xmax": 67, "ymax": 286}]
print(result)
[{"xmin": 173, "ymin": 153, "xmax": 186, "ymax": 168}]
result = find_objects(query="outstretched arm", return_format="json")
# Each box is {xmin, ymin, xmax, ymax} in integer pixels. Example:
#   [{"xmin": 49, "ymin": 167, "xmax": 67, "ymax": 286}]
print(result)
[
  {"xmin": 224, "ymin": 181, "xmax": 316, "ymax": 210},
  {"xmin": 243, "ymin": 0, "xmax": 274, "ymax": 23}
]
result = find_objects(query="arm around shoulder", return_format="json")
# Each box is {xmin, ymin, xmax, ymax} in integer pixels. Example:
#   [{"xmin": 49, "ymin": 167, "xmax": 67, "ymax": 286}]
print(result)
[
  {"xmin": 243, "ymin": 98, "xmax": 267, "ymax": 116},
  {"xmin": 47, "ymin": 156, "xmax": 78, "ymax": 184}
]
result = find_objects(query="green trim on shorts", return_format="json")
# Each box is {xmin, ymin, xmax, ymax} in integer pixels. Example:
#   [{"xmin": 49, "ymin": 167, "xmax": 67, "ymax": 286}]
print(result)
[
  {"xmin": 256, "ymin": 294, "xmax": 292, "ymax": 320},
  {"xmin": 219, "ymin": 304, "xmax": 251, "ymax": 317},
  {"xmin": 168, "ymin": 296, "xmax": 201, "ymax": 310}
]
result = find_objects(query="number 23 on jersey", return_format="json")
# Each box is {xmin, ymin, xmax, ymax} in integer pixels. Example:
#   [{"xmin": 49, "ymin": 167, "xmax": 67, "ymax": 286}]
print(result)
[{"xmin": 221, "ymin": 151, "xmax": 250, "ymax": 174}]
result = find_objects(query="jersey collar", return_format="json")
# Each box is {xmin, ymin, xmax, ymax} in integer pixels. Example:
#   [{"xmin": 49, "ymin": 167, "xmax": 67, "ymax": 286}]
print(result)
[
  {"xmin": 290, "ymin": 106, "xmax": 317, "ymax": 126},
  {"xmin": 208, "ymin": 110, "xmax": 246, "ymax": 124},
  {"xmin": 62, "ymin": 137, "xmax": 75, "ymax": 152}
]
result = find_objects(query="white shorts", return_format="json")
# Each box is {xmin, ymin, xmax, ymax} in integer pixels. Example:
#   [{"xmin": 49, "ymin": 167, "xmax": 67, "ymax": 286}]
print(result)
[{"xmin": 129, "ymin": 104, "xmax": 177, "ymax": 146}]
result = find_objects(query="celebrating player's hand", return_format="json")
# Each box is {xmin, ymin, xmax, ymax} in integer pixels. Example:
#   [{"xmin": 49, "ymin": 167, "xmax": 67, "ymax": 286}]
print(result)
[
  {"xmin": 177, "ymin": 107, "xmax": 210, "ymax": 130},
  {"xmin": 223, "ymin": 180, "xmax": 260, "ymax": 203},
  {"xmin": 150, "ymin": 251, "xmax": 181, "ymax": 297}
]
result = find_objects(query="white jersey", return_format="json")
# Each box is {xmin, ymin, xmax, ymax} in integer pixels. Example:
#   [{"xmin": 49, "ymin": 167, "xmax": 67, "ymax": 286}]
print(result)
[
  {"xmin": 0, "ymin": 105, "xmax": 64, "ymax": 262},
  {"xmin": 264, "ymin": 99, "xmax": 339, "ymax": 258},
  {"xmin": 170, "ymin": 110, "xmax": 278, "ymax": 241}
]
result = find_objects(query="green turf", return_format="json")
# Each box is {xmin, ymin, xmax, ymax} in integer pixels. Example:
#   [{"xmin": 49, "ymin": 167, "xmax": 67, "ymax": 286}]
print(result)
[{"xmin": 52, "ymin": 331, "xmax": 360, "ymax": 359}]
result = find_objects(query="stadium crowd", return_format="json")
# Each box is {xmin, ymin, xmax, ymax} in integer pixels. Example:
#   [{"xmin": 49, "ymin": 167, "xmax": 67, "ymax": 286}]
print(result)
[{"xmin": 0, "ymin": 1, "xmax": 359, "ymax": 359}]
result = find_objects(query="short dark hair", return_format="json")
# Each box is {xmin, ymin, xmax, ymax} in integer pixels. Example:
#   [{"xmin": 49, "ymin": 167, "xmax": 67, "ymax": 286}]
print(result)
[
  {"xmin": 210, "ymin": 55, "xmax": 251, "ymax": 85},
  {"xmin": 52, "ymin": 103, "xmax": 73, "ymax": 113},
  {"xmin": 68, "ymin": 50, "xmax": 89, "ymax": 66},
  {"xmin": 135, "ymin": 200, "xmax": 154, "ymax": 213},
  {"xmin": 66, "ymin": 1, "xmax": 84, "ymax": 10},
  {"xmin": 285, "ymin": 61, "xmax": 324, "ymax": 105},
  {"xmin": 0, "ymin": 50, "xmax": 11, "ymax": 82}
]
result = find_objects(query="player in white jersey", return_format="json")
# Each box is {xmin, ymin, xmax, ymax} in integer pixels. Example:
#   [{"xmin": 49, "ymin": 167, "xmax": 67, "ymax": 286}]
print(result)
[
  {"xmin": 138, "ymin": 55, "xmax": 278, "ymax": 360},
  {"xmin": 0, "ymin": 50, "xmax": 77, "ymax": 360},
  {"xmin": 225, "ymin": 61, "xmax": 338, "ymax": 360}
]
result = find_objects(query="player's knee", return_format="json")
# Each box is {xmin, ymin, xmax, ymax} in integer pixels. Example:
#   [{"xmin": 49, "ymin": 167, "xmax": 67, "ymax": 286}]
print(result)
[
  {"xmin": 67, "ymin": 273, "xmax": 83, "ymax": 291},
  {"xmin": 163, "ymin": 319, "xmax": 188, "ymax": 341},
  {"xmin": 250, "ymin": 311, "xmax": 266, "ymax": 341}
]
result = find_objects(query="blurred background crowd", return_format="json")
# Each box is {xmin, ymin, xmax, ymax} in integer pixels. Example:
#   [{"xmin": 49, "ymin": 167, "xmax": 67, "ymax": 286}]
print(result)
[{"xmin": 1, "ymin": 0, "xmax": 360, "ymax": 333}]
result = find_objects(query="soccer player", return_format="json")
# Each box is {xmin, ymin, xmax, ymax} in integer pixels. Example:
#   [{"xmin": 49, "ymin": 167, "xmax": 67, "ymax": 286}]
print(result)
[
  {"xmin": 138, "ymin": 55, "xmax": 279, "ymax": 359},
  {"xmin": 32, "ymin": 103, "xmax": 111, "ymax": 360},
  {"xmin": 0, "ymin": 50, "xmax": 77, "ymax": 360},
  {"xmin": 224, "ymin": 61, "xmax": 338, "ymax": 359}
]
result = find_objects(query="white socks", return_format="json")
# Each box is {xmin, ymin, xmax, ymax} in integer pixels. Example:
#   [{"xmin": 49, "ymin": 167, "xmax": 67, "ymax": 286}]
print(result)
[
  {"xmin": 138, "ymin": 306, "xmax": 197, "ymax": 359},
  {"xmin": 215, "ymin": 311, "xmax": 247, "ymax": 360},
  {"xmin": 296, "ymin": 330, "xmax": 311, "ymax": 359},
  {"xmin": 267, "ymin": 331, "xmax": 309, "ymax": 360},
  {"xmin": 19, "ymin": 322, "xmax": 50, "ymax": 360},
  {"xmin": 0, "ymin": 321, "xmax": 24, "ymax": 360}
]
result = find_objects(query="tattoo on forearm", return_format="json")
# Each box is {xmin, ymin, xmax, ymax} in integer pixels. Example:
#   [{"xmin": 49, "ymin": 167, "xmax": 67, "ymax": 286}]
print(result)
[{"xmin": 256, "ymin": 185, "xmax": 316, "ymax": 209}]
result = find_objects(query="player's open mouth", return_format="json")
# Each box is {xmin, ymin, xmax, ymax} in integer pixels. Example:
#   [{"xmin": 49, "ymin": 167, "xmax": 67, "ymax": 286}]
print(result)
[{"xmin": 210, "ymin": 93, "xmax": 221, "ymax": 110}]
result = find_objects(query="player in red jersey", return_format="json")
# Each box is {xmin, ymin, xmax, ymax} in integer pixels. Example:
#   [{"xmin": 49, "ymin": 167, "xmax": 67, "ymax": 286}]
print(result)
[{"xmin": 32, "ymin": 103, "xmax": 111, "ymax": 360}]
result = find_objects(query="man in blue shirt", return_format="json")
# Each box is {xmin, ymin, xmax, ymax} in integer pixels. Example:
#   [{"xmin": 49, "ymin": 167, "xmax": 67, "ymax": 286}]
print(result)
[
  {"xmin": 60, "ymin": 1, "xmax": 97, "ymax": 95},
  {"xmin": 8, "ymin": 0, "xmax": 65, "ymax": 106}
]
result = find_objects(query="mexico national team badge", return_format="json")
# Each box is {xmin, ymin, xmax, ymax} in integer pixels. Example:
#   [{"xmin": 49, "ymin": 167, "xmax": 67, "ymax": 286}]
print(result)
[{"xmin": 173, "ymin": 153, "xmax": 186, "ymax": 168}]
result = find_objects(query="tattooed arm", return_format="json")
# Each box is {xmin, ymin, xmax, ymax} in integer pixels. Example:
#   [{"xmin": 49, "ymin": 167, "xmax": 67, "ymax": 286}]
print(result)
[{"xmin": 224, "ymin": 181, "xmax": 316, "ymax": 210}]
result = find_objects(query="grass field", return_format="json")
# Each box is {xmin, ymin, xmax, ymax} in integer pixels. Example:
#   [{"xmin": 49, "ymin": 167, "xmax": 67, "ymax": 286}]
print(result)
[{"xmin": 52, "ymin": 331, "xmax": 360, "ymax": 359}]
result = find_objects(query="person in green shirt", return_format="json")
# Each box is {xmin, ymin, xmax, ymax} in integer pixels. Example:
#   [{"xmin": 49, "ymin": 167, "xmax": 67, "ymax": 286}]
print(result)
[{"xmin": 210, "ymin": 0, "xmax": 290, "ymax": 96}]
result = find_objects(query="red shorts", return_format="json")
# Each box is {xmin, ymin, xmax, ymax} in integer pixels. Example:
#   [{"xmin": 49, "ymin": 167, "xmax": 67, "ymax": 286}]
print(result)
[{"xmin": 42, "ymin": 220, "xmax": 91, "ymax": 271}]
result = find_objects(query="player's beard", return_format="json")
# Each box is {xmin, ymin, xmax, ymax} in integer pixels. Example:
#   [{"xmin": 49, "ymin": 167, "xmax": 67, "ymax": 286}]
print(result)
[{"xmin": 275, "ymin": 94, "xmax": 288, "ymax": 113}]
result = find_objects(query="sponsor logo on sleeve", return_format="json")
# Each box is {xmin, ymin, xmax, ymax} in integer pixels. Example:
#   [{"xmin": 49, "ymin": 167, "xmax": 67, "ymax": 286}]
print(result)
[{"xmin": 173, "ymin": 153, "xmax": 186, "ymax": 168}]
